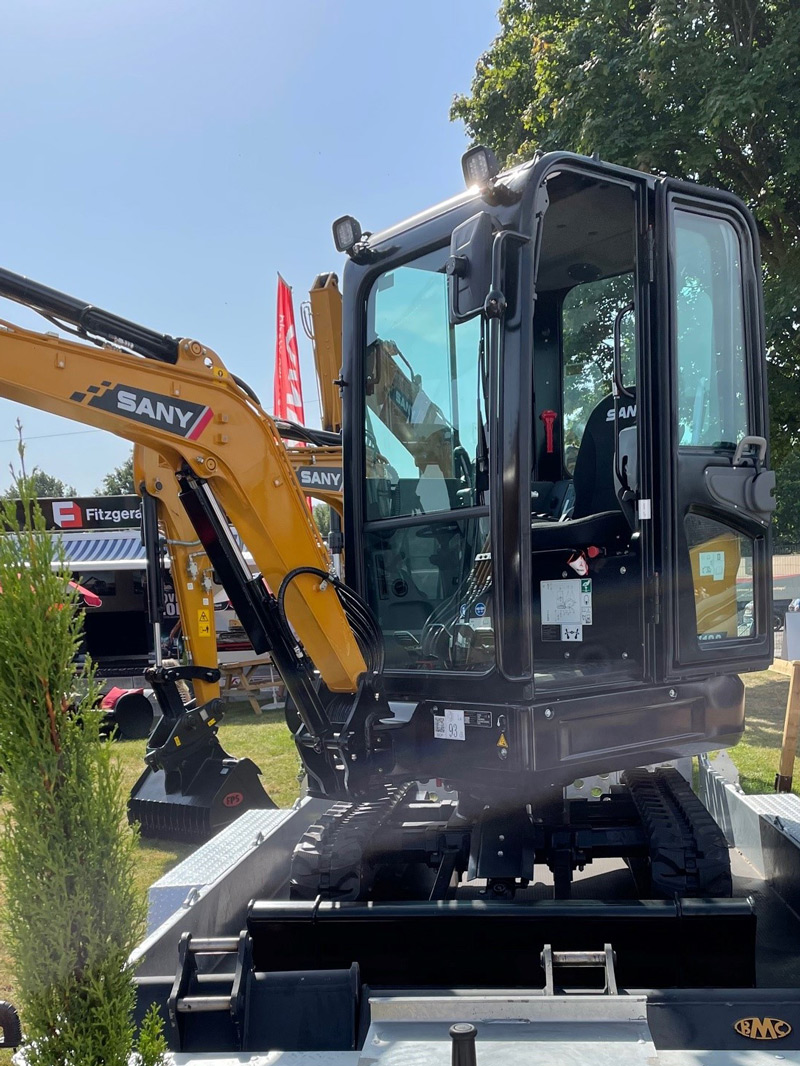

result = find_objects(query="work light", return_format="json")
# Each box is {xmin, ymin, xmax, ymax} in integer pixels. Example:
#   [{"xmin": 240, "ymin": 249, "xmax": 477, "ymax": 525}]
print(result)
[
  {"xmin": 461, "ymin": 145, "xmax": 500, "ymax": 189},
  {"xmin": 332, "ymin": 215, "xmax": 362, "ymax": 255}
]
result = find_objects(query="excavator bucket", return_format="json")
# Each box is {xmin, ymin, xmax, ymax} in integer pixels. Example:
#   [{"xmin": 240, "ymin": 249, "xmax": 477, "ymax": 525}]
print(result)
[{"xmin": 128, "ymin": 701, "xmax": 276, "ymax": 843}]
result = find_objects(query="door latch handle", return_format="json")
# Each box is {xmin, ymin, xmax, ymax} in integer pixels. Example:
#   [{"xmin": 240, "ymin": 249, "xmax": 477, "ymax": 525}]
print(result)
[{"xmin": 733, "ymin": 435, "xmax": 767, "ymax": 468}]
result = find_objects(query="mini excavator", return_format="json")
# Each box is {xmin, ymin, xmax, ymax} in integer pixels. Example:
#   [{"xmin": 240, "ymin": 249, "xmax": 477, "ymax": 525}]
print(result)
[{"xmin": 0, "ymin": 147, "xmax": 783, "ymax": 1058}]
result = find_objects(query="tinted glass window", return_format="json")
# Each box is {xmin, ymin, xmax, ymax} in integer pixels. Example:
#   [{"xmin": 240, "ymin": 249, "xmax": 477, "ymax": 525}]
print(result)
[
  {"xmin": 364, "ymin": 249, "xmax": 482, "ymax": 521},
  {"xmin": 363, "ymin": 514, "xmax": 491, "ymax": 671},
  {"xmin": 684, "ymin": 514, "xmax": 757, "ymax": 644},
  {"xmin": 674, "ymin": 211, "xmax": 748, "ymax": 447},
  {"xmin": 562, "ymin": 274, "xmax": 635, "ymax": 471}
]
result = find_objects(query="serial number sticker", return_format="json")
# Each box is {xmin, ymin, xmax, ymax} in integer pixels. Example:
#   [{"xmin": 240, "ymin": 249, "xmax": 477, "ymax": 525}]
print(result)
[
  {"xmin": 464, "ymin": 710, "xmax": 493, "ymax": 728},
  {"xmin": 433, "ymin": 708, "xmax": 466, "ymax": 742}
]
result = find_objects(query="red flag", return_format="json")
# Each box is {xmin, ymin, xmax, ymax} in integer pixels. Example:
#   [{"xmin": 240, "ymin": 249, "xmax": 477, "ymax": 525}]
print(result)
[{"xmin": 274, "ymin": 275, "xmax": 305, "ymax": 425}]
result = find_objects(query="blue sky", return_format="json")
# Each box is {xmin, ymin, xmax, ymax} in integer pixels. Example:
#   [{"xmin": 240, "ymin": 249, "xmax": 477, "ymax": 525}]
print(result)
[{"xmin": 0, "ymin": 0, "xmax": 500, "ymax": 494}]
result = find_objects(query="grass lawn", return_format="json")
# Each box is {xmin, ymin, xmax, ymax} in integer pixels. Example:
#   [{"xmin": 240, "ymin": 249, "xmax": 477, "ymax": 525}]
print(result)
[
  {"xmin": 0, "ymin": 673, "xmax": 797, "ymax": 1061},
  {"xmin": 727, "ymin": 668, "xmax": 799, "ymax": 795}
]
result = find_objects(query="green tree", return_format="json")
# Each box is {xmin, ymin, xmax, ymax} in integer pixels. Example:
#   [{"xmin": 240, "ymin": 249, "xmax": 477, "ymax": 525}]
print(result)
[
  {"xmin": 2, "ymin": 468, "xmax": 76, "ymax": 499},
  {"xmin": 0, "ymin": 449, "xmax": 147, "ymax": 1064},
  {"xmin": 98, "ymin": 452, "xmax": 135, "ymax": 495},
  {"xmin": 312, "ymin": 502, "xmax": 332, "ymax": 538},
  {"xmin": 451, "ymin": 0, "xmax": 800, "ymax": 462},
  {"xmin": 772, "ymin": 451, "xmax": 800, "ymax": 545}
]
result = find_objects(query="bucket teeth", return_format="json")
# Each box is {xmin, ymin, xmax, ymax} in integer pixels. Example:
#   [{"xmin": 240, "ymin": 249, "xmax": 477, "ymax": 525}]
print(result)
[
  {"xmin": 128, "ymin": 757, "xmax": 276, "ymax": 843},
  {"xmin": 128, "ymin": 795, "xmax": 211, "ymax": 843}
]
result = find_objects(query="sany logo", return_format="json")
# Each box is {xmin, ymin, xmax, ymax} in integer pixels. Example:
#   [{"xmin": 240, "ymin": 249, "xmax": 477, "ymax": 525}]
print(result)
[
  {"xmin": 117, "ymin": 390, "xmax": 196, "ymax": 430},
  {"xmin": 606, "ymin": 404, "xmax": 637, "ymax": 422},
  {"xmin": 52, "ymin": 501, "xmax": 83, "ymax": 529},
  {"xmin": 71, "ymin": 382, "xmax": 213, "ymax": 440}
]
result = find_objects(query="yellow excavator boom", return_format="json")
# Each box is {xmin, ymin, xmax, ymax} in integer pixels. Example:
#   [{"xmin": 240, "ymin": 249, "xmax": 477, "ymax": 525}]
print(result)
[{"xmin": 0, "ymin": 310, "xmax": 365, "ymax": 693}]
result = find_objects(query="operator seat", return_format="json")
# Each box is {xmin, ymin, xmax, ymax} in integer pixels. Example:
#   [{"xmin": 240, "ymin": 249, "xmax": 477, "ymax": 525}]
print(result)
[
  {"xmin": 572, "ymin": 390, "xmax": 636, "ymax": 518},
  {"xmin": 531, "ymin": 390, "xmax": 636, "ymax": 553}
]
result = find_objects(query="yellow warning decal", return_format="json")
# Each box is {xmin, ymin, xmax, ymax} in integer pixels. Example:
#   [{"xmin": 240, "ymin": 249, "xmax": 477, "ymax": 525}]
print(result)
[
  {"xmin": 497, "ymin": 733, "xmax": 508, "ymax": 748},
  {"xmin": 174, "ymin": 736, "xmax": 182, "ymax": 747},
  {"xmin": 197, "ymin": 608, "xmax": 212, "ymax": 637}
]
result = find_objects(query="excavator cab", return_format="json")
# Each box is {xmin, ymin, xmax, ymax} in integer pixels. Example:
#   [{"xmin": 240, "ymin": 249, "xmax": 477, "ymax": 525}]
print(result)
[{"xmin": 341, "ymin": 150, "xmax": 776, "ymax": 805}]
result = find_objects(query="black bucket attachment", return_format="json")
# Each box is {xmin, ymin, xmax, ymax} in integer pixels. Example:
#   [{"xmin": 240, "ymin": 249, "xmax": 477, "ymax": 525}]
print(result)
[{"xmin": 129, "ymin": 680, "xmax": 276, "ymax": 842}]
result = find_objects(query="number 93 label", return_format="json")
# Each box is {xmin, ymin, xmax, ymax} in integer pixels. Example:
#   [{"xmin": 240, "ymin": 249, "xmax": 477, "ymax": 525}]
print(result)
[{"xmin": 433, "ymin": 708, "xmax": 466, "ymax": 741}]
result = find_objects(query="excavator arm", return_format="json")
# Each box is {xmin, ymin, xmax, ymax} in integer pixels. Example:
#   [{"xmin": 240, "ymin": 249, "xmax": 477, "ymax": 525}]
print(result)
[
  {"xmin": 133, "ymin": 445, "xmax": 222, "ymax": 705},
  {"xmin": 132, "ymin": 437, "xmax": 344, "ymax": 708},
  {"xmin": 0, "ymin": 268, "xmax": 365, "ymax": 698}
]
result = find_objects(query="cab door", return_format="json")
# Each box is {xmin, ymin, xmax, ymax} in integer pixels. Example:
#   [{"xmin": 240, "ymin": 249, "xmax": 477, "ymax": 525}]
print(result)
[{"xmin": 656, "ymin": 181, "xmax": 775, "ymax": 678}]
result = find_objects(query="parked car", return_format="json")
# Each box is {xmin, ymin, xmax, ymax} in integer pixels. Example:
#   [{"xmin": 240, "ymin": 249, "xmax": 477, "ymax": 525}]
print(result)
[{"xmin": 740, "ymin": 598, "xmax": 790, "ymax": 634}]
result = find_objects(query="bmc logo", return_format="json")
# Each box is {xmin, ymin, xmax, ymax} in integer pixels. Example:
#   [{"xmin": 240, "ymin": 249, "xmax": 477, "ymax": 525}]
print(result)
[
  {"xmin": 52, "ymin": 501, "xmax": 83, "ymax": 529},
  {"xmin": 734, "ymin": 1017, "xmax": 792, "ymax": 1040}
]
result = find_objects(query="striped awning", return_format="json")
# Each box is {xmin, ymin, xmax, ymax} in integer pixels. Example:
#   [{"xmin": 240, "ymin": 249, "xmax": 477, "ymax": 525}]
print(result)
[{"xmin": 53, "ymin": 532, "xmax": 147, "ymax": 572}]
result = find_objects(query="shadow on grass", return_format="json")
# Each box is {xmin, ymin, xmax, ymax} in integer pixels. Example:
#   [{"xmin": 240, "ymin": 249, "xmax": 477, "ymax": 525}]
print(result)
[{"xmin": 742, "ymin": 672, "xmax": 789, "ymax": 747}]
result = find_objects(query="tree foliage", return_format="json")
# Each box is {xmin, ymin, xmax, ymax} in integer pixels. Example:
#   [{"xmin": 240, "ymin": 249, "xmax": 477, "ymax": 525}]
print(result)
[
  {"xmin": 2, "ymin": 468, "xmax": 76, "ymax": 499},
  {"xmin": 312, "ymin": 502, "xmax": 332, "ymax": 538},
  {"xmin": 98, "ymin": 452, "xmax": 135, "ymax": 495},
  {"xmin": 0, "ymin": 448, "xmax": 147, "ymax": 1064},
  {"xmin": 772, "ymin": 450, "xmax": 800, "ymax": 544},
  {"xmin": 451, "ymin": 0, "xmax": 800, "ymax": 460}
]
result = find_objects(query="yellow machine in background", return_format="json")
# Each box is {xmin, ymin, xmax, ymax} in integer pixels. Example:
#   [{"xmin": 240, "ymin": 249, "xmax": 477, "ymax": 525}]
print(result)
[
  {"xmin": 130, "ymin": 273, "xmax": 348, "ymax": 707},
  {"xmin": 690, "ymin": 529, "xmax": 744, "ymax": 641}
]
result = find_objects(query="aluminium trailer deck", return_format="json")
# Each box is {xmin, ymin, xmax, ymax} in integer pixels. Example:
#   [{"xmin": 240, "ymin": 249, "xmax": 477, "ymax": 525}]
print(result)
[{"xmin": 132, "ymin": 760, "xmax": 800, "ymax": 1064}]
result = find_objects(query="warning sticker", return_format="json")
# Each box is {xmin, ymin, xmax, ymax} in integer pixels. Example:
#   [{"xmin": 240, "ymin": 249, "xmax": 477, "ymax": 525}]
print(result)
[
  {"xmin": 496, "ymin": 732, "xmax": 508, "ymax": 748},
  {"xmin": 197, "ymin": 608, "xmax": 212, "ymax": 637},
  {"xmin": 541, "ymin": 579, "xmax": 593, "ymax": 627},
  {"xmin": 433, "ymin": 708, "xmax": 466, "ymax": 742},
  {"xmin": 580, "ymin": 578, "xmax": 593, "ymax": 625}
]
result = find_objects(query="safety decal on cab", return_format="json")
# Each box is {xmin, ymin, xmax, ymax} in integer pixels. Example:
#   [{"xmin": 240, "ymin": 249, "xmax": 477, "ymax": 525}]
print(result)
[
  {"xmin": 540, "ymin": 578, "xmax": 593, "ymax": 641},
  {"xmin": 70, "ymin": 382, "xmax": 213, "ymax": 440}
]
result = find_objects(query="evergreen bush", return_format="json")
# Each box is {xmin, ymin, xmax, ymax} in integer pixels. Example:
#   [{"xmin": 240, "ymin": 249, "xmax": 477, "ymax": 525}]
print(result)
[{"xmin": 0, "ymin": 443, "xmax": 151, "ymax": 1065}]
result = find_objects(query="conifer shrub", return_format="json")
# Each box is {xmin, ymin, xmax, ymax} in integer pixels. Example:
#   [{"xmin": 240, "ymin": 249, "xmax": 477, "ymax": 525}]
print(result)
[{"xmin": 0, "ymin": 448, "xmax": 151, "ymax": 1065}]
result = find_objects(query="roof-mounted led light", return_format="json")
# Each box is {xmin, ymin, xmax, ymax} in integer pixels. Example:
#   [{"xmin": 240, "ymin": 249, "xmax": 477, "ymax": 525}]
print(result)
[
  {"xmin": 332, "ymin": 215, "xmax": 363, "ymax": 255},
  {"xmin": 461, "ymin": 145, "xmax": 501, "ymax": 189}
]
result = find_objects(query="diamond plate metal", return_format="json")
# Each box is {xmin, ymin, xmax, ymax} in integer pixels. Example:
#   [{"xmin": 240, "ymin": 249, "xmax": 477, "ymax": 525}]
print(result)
[
  {"xmin": 743, "ymin": 793, "xmax": 800, "ymax": 847},
  {"xmin": 146, "ymin": 809, "xmax": 297, "ymax": 934},
  {"xmin": 152, "ymin": 809, "xmax": 294, "ymax": 888}
]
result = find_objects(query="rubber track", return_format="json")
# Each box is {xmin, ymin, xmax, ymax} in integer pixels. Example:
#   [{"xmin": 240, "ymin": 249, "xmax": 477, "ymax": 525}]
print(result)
[
  {"xmin": 290, "ymin": 783, "xmax": 413, "ymax": 901},
  {"xmin": 623, "ymin": 767, "xmax": 732, "ymax": 898}
]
